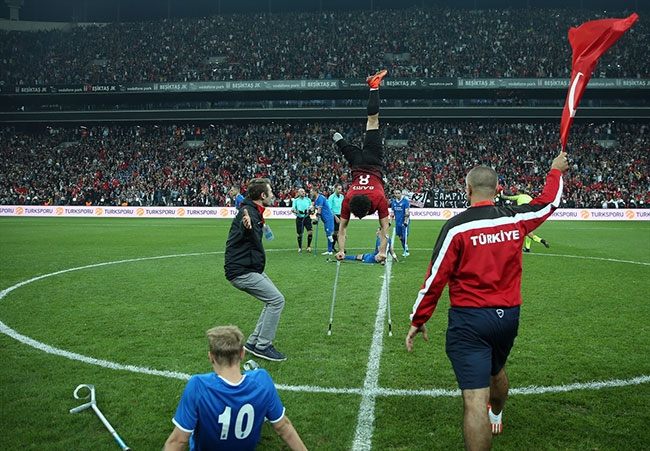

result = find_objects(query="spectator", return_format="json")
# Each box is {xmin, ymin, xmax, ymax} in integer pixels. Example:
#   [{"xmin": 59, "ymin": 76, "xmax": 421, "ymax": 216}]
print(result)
[
  {"xmin": 1, "ymin": 7, "xmax": 647, "ymax": 85},
  {"xmin": 1, "ymin": 121, "xmax": 648, "ymax": 209}
]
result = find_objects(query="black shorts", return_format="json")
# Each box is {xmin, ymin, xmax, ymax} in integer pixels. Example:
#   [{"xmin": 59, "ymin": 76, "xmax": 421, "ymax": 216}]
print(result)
[
  {"xmin": 445, "ymin": 306, "xmax": 520, "ymax": 390},
  {"xmin": 341, "ymin": 129, "xmax": 383, "ymax": 168},
  {"xmin": 295, "ymin": 216, "xmax": 312, "ymax": 234},
  {"xmin": 333, "ymin": 214, "xmax": 340, "ymax": 232},
  {"xmin": 362, "ymin": 129, "xmax": 383, "ymax": 164}
]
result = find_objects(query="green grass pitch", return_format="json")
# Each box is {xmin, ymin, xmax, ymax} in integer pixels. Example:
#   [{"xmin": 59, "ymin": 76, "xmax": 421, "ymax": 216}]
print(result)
[{"xmin": 1, "ymin": 217, "xmax": 649, "ymax": 450}]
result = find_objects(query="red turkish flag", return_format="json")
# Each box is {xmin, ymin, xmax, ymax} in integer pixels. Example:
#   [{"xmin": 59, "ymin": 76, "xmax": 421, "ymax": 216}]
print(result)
[{"xmin": 560, "ymin": 13, "xmax": 638, "ymax": 151}]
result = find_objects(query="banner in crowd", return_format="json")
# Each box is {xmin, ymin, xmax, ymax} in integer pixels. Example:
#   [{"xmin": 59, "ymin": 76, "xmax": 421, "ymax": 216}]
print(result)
[
  {"xmin": 2, "ymin": 77, "xmax": 648, "ymax": 96},
  {"xmin": 1, "ymin": 206, "xmax": 648, "ymax": 221}
]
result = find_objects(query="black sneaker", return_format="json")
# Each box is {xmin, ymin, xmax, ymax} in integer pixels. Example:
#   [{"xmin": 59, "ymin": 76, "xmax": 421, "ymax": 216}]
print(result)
[
  {"xmin": 247, "ymin": 344, "xmax": 287, "ymax": 362},
  {"xmin": 541, "ymin": 239, "xmax": 550, "ymax": 248},
  {"xmin": 244, "ymin": 342, "xmax": 256, "ymax": 354},
  {"xmin": 522, "ymin": 248, "xmax": 530, "ymax": 253}
]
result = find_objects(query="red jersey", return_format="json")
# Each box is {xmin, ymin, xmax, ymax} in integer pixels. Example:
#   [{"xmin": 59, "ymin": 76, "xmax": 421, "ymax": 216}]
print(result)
[
  {"xmin": 410, "ymin": 169, "xmax": 564, "ymax": 327},
  {"xmin": 340, "ymin": 166, "xmax": 389, "ymax": 220}
]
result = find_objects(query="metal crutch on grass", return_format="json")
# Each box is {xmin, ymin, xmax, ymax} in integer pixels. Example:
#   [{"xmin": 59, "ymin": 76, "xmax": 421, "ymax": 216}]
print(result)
[
  {"xmin": 70, "ymin": 384, "xmax": 132, "ymax": 451},
  {"xmin": 386, "ymin": 275, "xmax": 393, "ymax": 337},
  {"xmin": 403, "ymin": 222, "xmax": 409, "ymax": 256},
  {"xmin": 313, "ymin": 216, "xmax": 319, "ymax": 256},
  {"xmin": 327, "ymin": 259, "xmax": 342, "ymax": 335}
]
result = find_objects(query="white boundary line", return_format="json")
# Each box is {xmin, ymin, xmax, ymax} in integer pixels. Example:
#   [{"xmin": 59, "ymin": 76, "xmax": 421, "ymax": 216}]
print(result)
[
  {"xmin": 351, "ymin": 252, "xmax": 393, "ymax": 451},
  {"xmin": 1, "ymin": 250, "xmax": 648, "ymax": 448}
]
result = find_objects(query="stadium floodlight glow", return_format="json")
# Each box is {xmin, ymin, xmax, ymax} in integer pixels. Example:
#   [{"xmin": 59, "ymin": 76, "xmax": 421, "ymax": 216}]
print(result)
[
  {"xmin": 69, "ymin": 384, "xmax": 132, "ymax": 451},
  {"xmin": 328, "ymin": 260, "xmax": 342, "ymax": 335}
]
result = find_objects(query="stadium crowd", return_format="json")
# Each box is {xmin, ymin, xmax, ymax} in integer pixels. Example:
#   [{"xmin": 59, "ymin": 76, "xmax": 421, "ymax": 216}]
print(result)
[
  {"xmin": 1, "ymin": 7, "xmax": 648, "ymax": 86},
  {"xmin": 1, "ymin": 121, "xmax": 648, "ymax": 209}
]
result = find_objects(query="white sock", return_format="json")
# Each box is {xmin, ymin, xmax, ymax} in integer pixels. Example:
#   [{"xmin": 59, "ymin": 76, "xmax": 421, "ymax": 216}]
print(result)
[{"xmin": 489, "ymin": 407, "xmax": 502, "ymax": 423}]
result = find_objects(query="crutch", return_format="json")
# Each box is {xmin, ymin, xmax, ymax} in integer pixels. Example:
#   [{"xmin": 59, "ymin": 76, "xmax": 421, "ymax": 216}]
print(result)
[
  {"xmin": 313, "ymin": 215, "xmax": 319, "ymax": 256},
  {"xmin": 327, "ymin": 260, "xmax": 342, "ymax": 335},
  {"xmin": 70, "ymin": 384, "xmax": 132, "ymax": 451},
  {"xmin": 403, "ymin": 221, "xmax": 409, "ymax": 255},
  {"xmin": 386, "ymin": 278, "xmax": 393, "ymax": 337}
]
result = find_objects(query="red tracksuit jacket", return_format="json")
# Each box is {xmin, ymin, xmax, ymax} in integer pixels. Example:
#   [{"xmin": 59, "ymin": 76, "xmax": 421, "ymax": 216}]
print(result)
[{"xmin": 410, "ymin": 168, "xmax": 564, "ymax": 327}]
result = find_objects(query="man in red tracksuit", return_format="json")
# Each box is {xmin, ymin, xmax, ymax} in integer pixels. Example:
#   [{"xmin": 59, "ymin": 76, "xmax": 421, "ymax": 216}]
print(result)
[{"xmin": 406, "ymin": 151, "xmax": 570, "ymax": 451}]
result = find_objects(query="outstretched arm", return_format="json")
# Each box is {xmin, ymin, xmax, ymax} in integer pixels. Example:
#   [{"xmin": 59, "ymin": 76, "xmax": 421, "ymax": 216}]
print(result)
[
  {"xmin": 374, "ymin": 216, "xmax": 390, "ymax": 262},
  {"xmin": 336, "ymin": 218, "xmax": 349, "ymax": 260}
]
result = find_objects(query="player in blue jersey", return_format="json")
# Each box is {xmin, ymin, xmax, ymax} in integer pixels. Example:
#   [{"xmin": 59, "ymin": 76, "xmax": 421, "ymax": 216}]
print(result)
[
  {"xmin": 342, "ymin": 228, "xmax": 399, "ymax": 263},
  {"xmin": 291, "ymin": 188, "xmax": 314, "ymax": 253},
  {"xmin": 163, "ymin": 325, "xmax": 307, "ymax": 451},
  {"xmin": 327, "ymin": 183, "xmax": 344, "ymax": 251},
  {"xmin": 310, "ymin": 187, "xmax": 335, "ymax": 255},
  {"xmin": 390, "ymin": 188, "xmax": 411, "ymax": 257},
  {"xmin": 229, "ymin": 186, "xmax": 245, "ymax": 209}
]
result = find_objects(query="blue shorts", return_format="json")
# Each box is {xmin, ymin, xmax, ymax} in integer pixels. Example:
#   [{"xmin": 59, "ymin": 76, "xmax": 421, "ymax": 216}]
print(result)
[
  {"xmin": 361, "ymin": 253, "xmax": 376, "ymax": 263},
  {"xmin": 445, "ymin": 306, "xmax": 520, "ymax": 390}
]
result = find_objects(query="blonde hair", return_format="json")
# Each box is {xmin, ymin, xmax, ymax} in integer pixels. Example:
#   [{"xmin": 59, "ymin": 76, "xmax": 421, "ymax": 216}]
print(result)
[{"xmin": 205, "ymin": 325, "xmax": 244, "ymax": 366}]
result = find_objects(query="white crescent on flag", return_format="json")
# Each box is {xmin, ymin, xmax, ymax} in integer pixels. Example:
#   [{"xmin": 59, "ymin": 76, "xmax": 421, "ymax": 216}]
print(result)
[{"xmin": 568, "ymin": 71, "xmax": 584, "ymax": 118}]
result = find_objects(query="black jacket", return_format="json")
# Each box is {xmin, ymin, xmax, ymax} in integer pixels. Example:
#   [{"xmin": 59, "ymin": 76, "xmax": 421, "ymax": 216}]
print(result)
[{"xmin": 224, "ymin": 198, "xmax": 266, "ymax": 281}]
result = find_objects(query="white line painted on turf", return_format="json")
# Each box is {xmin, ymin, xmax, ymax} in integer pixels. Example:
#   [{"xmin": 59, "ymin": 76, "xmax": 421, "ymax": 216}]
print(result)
[
  {"xmin": 3, "ymin": 308, "xmax": 648, "ymax": 400},
  {"xmin": 1, "ymin": 251, "xmax": 648, "ymax": 418},
  {"xmin": 351, "ymin": 233, "xmax": 398, "ymax": 451},
  {"xmin": 351, "ymin": 261, "xmax": 392, "ymax": 450},
  {"xmin": 528, "ymin": 252, "xmax": 650, "ymax": 266},
  {"xmin": 0, "ymin": 321, "xmax": 192, "ymax": 380}
]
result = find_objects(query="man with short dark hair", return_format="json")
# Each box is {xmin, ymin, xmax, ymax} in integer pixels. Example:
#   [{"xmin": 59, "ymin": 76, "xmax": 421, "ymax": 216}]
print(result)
[
  {"xmin": 291, "ymin": 188, "xmax": 314, "ymax": 253},
  {"xmin": 163, "ymin": 325, "xmax": 307, "ymax": 450},
  {"xmin": 224, "ymin": 178, "xmax": 287, "ymax": 362},
  {"xmin": 390, "ymin": 188, "xmax": 411, "ymax": 257},
  {"xmin": 229, "ymin": 185, "xmax": 245, "ymax": 209},
  {"xmin": 406, "ymin": 152, "xmax": 570, "ymax": 450},
  {"xmin": 333, "ymin": 70, "xmax": 390, "ymax": 263}
]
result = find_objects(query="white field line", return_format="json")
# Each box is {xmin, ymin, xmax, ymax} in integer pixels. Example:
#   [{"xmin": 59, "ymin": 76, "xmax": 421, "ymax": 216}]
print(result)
[
  {"xmin": 528, "ymin": 252, "xmax": 650, "ymax": 266},
  {"xmin": 0, "ymin": 252, "xmax": 648, "ymax": 415},
  {"xmin": 351, "ymin": 251, "xmax": 393, "ymax": 451}
]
